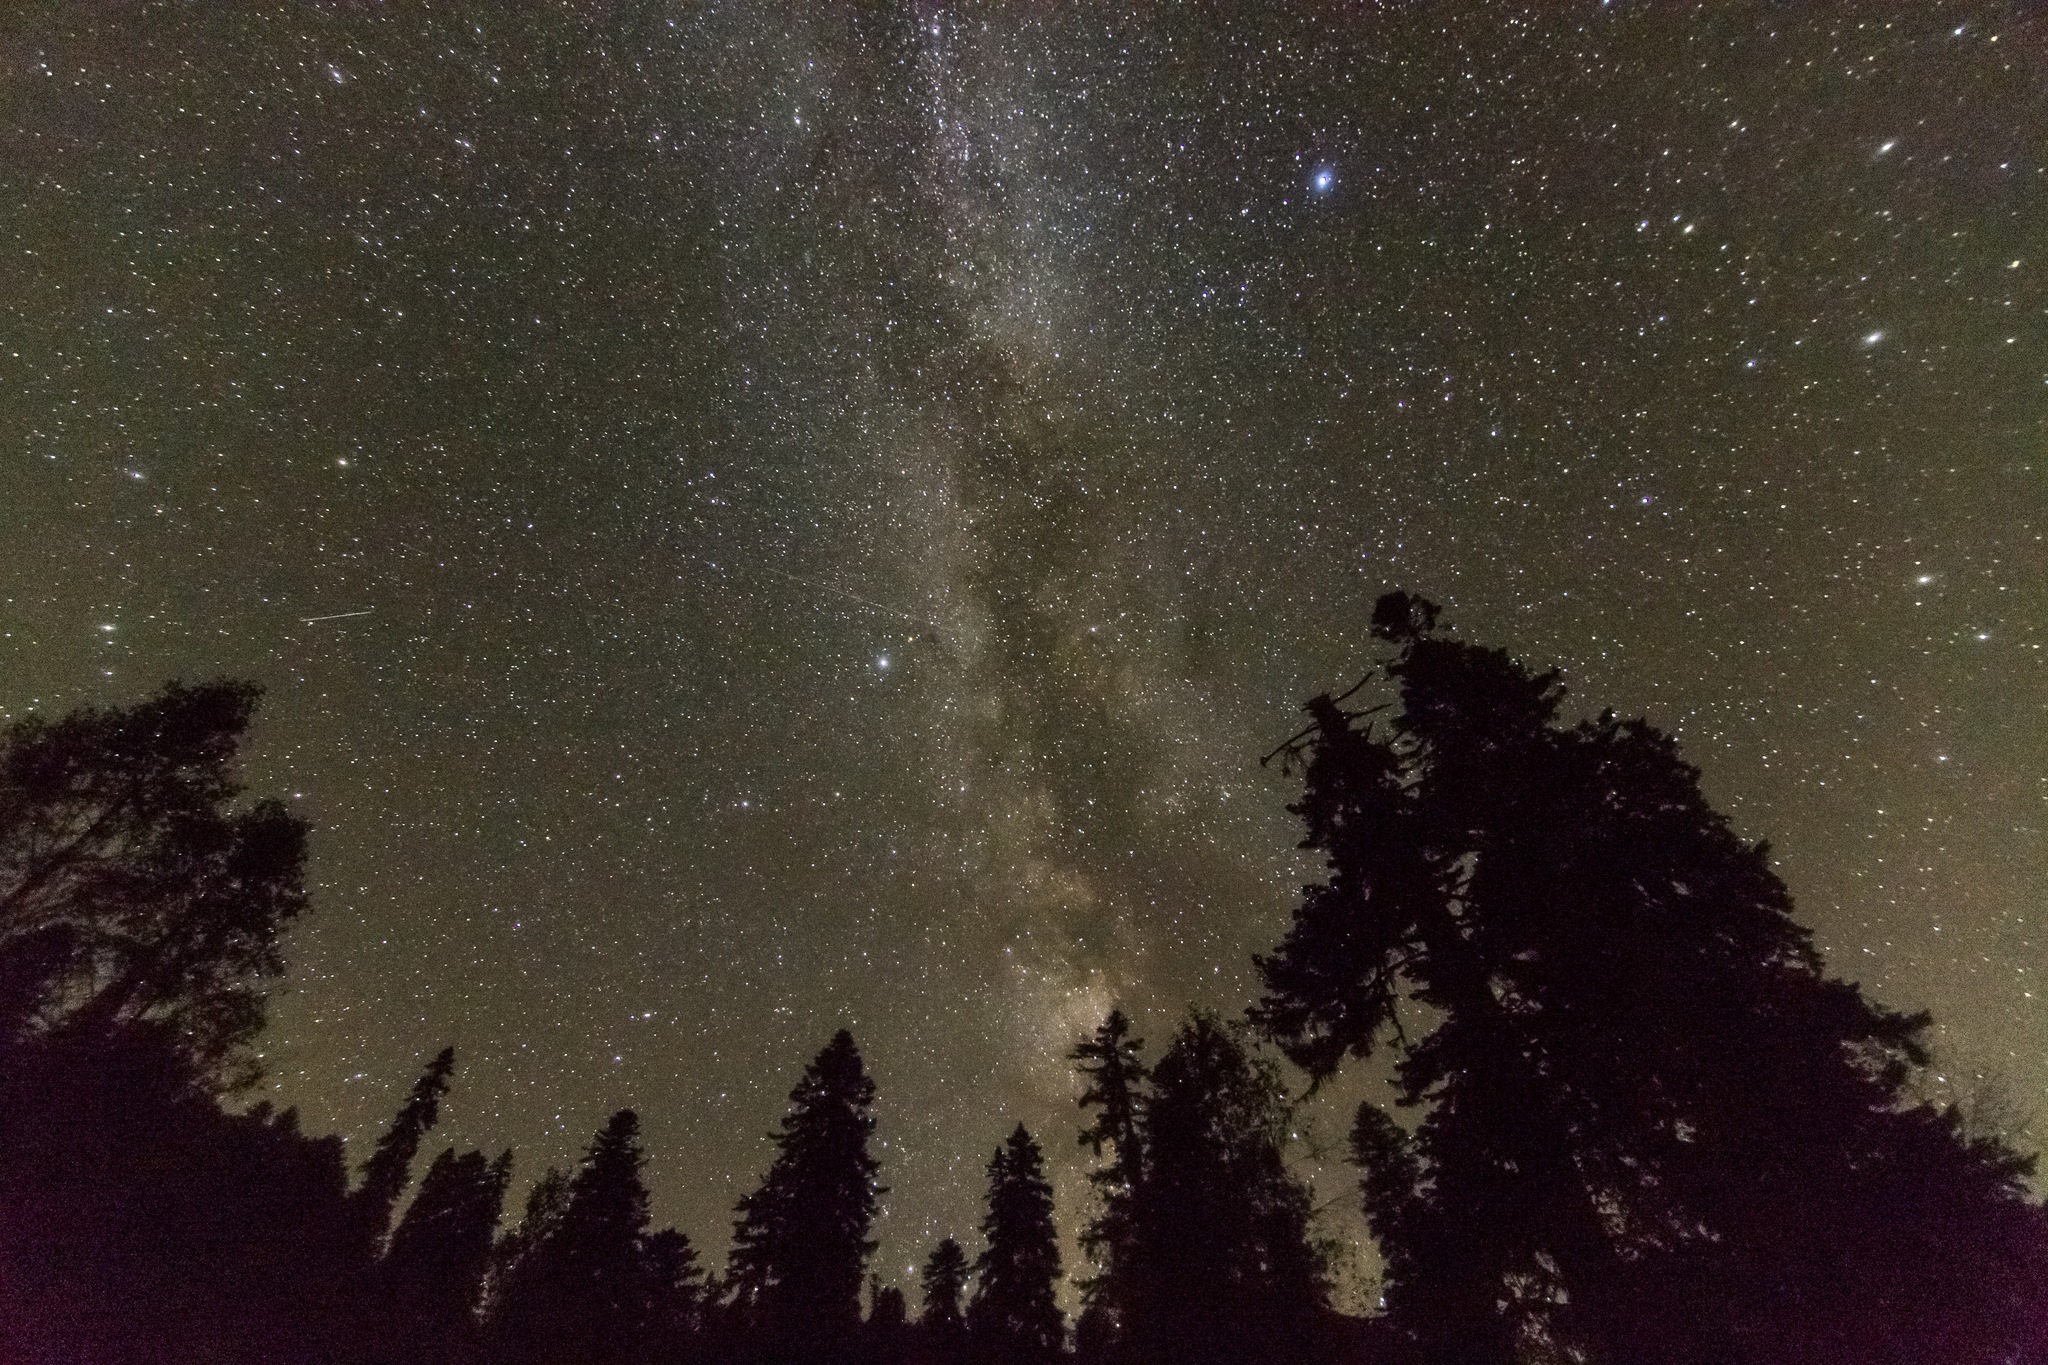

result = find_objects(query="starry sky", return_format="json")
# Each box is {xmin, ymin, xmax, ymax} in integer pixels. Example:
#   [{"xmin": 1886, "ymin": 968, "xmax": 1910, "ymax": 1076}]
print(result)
[{"xmin": 3, "ymin": 0, "xmax": 2043, "ymax": 1305}]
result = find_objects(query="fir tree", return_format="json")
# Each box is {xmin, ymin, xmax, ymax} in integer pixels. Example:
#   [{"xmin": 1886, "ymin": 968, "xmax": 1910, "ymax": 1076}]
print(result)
[
  {"xmin": 1255, "ymin": 591, "xmax": 2048, "ymax": 1364},
  {"xmin": 378, "ymin": 1146, "xmax": 511, "ymax": 1364},
  {"xmin": 867, "ymin": 1276, "xmax": 910, "ymax": 1365},
  {"xmin": 968, "ymin": 1126, "xmax": 1064, "ymax": 1365},
  {"xmin": 0, "ymin": 681, "xmax": 346, "ymax": 1364},
  {"xmin": 727, "ymin": 1030, "xmax": 884, "ymax": 1354}
]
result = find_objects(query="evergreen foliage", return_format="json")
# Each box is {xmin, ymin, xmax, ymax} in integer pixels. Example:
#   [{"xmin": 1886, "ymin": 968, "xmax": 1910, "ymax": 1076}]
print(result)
[
  {"xmin": 353, "ymin": 1046, "xmax": 458, "ymax": 1253},
  {"xmin": 968, "ymin": 1125, "xmax": 1065, "ymax": 1364},
  {"xmin": 1070, "ymin": 1006, "xmax": 1147, "ymax": 1332},
  {"xmin": 487, "ymin": 1110, "xmax": 667, "ymax": 1365},
  {"xmin": 1255, "ymin": 591, "xmax": 2048, "ymax": 1363},
  {"xmin": 0, "ymin": 681, "xmax": 347, "ymax": 1365},
  {"xmin": 1110, "ymin": 1012, "xmax": 1326, "ymax": 1365},
  {"xmin": 920, "ymin": 1236, "xmax": 972, "ymax": 1342},
  {"xmin": 1, "ymin": 669, "xmax": 2040, "ymax": 1365},
  {"xmin": 727, "ymin": 1029, "xmax": 884, "ymax": 1353},
  {"xmin": 377, "ymin": 1146, "xmax": 512, "ymax": 1364}
]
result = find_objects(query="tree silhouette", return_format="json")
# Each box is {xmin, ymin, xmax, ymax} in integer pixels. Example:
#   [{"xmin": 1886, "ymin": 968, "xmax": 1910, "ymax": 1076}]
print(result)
[
  {"xmin": 1255, "ymin": 591, "xmax": 2048, "ymax": 1364},
  {"xmin": 1107, "ymin": 1011, "xmax": 1326, "ymax": 1365},
  {"xmin": 727, "ymin": 1029, "xmax": 884, "ymax": 1356},
  {"xmin": 0, "ymin": 679, "xmax": 307, "ymax": 1088},
  {"xmin": 643, "ymin": 1226, "xmax": 708, "ymax": 1360},
  {"xmin": 489, "ymin": 1109, "xmax": 657, "ymax": 1365},
  {"xmin": 352, "ymin": 1045, "xmax": 457, "ymax": 1254},
  {"xmin": 0, "ymin": 681, "xmax": 351, "ymax": 1365},
  {"xmin": 968, "ymin": 1125, "xmax": 1064, "ymax": 1365},
  {"xmin": 376, "ymin": 1146, "xmax": 512, "ymax": 1364},
  {"xmin": 919, "ymin": 1236, "xmax": 971, "ymax": 1353},
  {"xmin": 867, "ymin": 1275, "xmax": 911, "ymax": 1365},
  {"xmin": 1071, "ymin": 1008, "xmax": 1147, "ymax": 1340}
]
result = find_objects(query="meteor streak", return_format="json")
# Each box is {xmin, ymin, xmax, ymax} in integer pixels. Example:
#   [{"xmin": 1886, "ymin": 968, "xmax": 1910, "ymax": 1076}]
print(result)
[{"xmin": 300, "ymin": 608, "xmax": 376, "ymax": 623}]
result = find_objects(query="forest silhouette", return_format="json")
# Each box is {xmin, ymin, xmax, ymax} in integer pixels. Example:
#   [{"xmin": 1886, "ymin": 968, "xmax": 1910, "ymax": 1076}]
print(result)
[{"xmin": 1, "ymin": 596, "xmax": 2042, "ymax": 1364}]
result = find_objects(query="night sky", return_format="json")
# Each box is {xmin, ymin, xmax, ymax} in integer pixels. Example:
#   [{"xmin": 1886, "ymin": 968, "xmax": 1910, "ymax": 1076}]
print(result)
[{"xmin": 3, "ymin": 1, "xmax": 2043, "ymax": 1304}]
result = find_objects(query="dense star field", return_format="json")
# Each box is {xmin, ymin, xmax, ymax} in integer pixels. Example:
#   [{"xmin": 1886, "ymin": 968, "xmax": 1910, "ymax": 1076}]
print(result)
[{"xmin": 2, "ymin": 1, "xmax": 2042, "ymax": 1298}]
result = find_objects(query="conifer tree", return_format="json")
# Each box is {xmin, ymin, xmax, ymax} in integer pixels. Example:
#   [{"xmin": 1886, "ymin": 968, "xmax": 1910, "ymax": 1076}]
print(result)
[
  {"xmin": 377, "ymin": 1146, "xmax": 511, "ymax": 1363},
  {"xmin": 1255, "ymin": 591, "xmax": 2048, "ymax": 1364},
  {"xmin": 1071, "ymin": 1009, "xmax": 1146, "ymax": 1334},
  {"xmin": 968, "ymin": 1125, "xmax": 1064, "ymax": 1365},
  {"xmin": 727, "ymin": 1030, "xmax": 884, "ymax": 1354},
  {"xmin": 489, "ymin": 1110, "xmax": 657, "ymax": 1365},
  {"xmin": 352, "ymin": 1046, "xmax": 456, "ymax": 1252},
  {"xmin": 0, "ymin": 681, "xmax": 345, "ymax": 1364},
  {"xmin": 643, "ymin": 1226, "xmax": 707, "ymax": 1354},
  {"xmin": 867, "ymin": 1276, "xmax": 910, "ymax": 1365},
  {"xmin": 920, "ymin": 1236, "xmax": 971, "ymax": 1347},
  {"xmin": 1112, "ymin": 1012, "xmax": 1325, "ymax": 1365}
]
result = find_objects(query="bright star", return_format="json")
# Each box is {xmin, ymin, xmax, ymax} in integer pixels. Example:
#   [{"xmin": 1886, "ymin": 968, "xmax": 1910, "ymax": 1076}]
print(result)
[
  {"xmin": 876, "ymin": 656, "xmax": 890, "ymax": 670},
  {"xmin": 1310, "ymin": 167, "xmax": 1334, "ymax": 193}
]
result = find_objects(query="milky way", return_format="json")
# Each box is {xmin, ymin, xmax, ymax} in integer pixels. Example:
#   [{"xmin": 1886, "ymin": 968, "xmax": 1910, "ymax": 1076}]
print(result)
[{"xmin": 2, "ymin": 3, "xmax": 2042, "ymax": 1304}]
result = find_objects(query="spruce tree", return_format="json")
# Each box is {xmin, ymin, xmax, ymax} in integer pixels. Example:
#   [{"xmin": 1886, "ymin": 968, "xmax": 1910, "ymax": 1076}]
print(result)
[
  {"xmin": 727, "ymin": 1030, "xmax": 884, "ymax": 1353},
  {"xmin": 0, "ymin": 681, "xmax": 345, "ymax": 1364},
  {"xmin": 1255, "ymin": 592, "xmax": 2048, "ymax": 1364},
  {"xmin": 867, "ymin": 1276, "xmax": 910, "ymax": 1365},
  {"xmin": 968, "ymin": 1126, "xmax": 1064, "ymax": 1365},
  {"xmin": 642, "ymin": 1226, "xmax": 707, "ymax": 1355}
]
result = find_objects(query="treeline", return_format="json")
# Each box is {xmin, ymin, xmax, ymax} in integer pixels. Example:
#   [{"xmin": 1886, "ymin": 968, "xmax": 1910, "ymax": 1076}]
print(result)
[{"xmin": 3, "ymin": 597, "xmax": 2046, "ymax": 1365}]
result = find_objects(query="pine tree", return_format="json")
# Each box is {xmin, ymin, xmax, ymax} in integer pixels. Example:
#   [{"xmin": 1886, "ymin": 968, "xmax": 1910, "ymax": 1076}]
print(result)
[
  {"xmin": 967, "ymin": 1126, "xmax": 1064, "ymax": 1365},
  {"xmin": 1114, "ymin": 1013, "xmax": 1325, "ymax": 1365},
  {"xmin": 727, "ymin": 1030, "xmax": 884, "ymax": 1354},
  {"xmin": 1070, "ymin": 1010, "xmax": 1146, "ymax": 1337},
  {"xmin": 377, "ymin": 1146, "xmax": 511, "ymax": 1364},
  {"xmin": 1255, "ymin": 592, "xmax": 2048, "ymax": 1364},
  {"xmin": 352, "ymin": 1046, "xmax": 456, "ymax": 1254},
  {"xmin": 488, "ymin": 1110, "xmax": 657, "ymax": 1365},
  {"xmin": 920, "ymin": 1236, "xmax": 971, "ymax": 1349}
]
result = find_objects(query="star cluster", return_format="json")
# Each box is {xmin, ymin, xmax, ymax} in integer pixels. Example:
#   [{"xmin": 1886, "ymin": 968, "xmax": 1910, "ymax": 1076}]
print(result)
[{"xmin": 1, "ymin": 2, "xmax": 2041, "ymax": 1303}]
